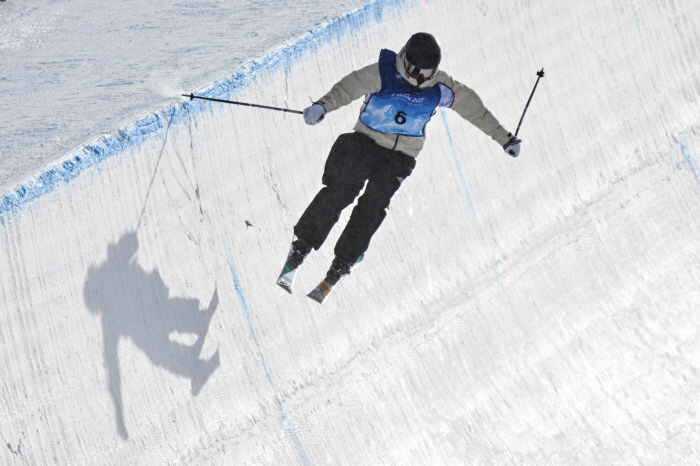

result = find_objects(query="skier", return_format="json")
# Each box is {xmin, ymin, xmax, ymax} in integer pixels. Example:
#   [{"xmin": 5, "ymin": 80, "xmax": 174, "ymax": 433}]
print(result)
[{"xmin": 280, "ymin": 32, "xmax": 521, "ymax": 299}]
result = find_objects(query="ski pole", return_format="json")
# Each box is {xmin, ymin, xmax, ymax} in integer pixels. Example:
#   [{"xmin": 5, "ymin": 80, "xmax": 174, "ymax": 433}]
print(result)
[
  {"xmin": 514, "ymin": 68, "xmax": 545, "ymax": 137},
  {"xmin": 182, "ymin": 93, "xmax": 303, "ymax": 115}
]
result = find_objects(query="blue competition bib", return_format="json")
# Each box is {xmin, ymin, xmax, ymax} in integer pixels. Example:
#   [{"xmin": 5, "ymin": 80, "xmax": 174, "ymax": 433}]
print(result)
[{"xmin": 359, "ymin": 49, "xmax": 442, "ymax": 137}]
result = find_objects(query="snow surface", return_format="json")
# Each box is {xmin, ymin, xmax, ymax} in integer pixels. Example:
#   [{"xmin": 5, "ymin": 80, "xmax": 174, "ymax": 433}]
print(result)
[
  {"xmin": 2, "ymin": 0, "xmax": 700, "ymax": 464},
  {"xmin": 0, "ymin": 0, "xmax": 369, "ymax": 192}
]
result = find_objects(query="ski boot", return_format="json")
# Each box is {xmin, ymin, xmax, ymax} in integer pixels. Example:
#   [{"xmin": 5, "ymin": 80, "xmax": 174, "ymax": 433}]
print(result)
[
  {"xmin": 307, "ymin": 255, "xmax": 362, "ymax": 304},
  {"xmin": 276, "ymin": 237, "xmax": 313, "ymax": 293}
]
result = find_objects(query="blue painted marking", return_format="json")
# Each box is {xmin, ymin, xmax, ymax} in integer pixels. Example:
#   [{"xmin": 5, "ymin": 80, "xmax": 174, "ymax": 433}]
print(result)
[
  {"xmin": 630, "ymin": 0, "xmax": 646, "ymax": 47},
  {"xmin": 416, "ymin": 0, "xmax": 425, "ymax": 30},
  {"xmin": 193, "ymin": 117, "xmax": 310, "ymax": 466},
  {"xmin": 680, "ymin": 135, "xmax": 700, "ymax": 185},
  {"xmin": 439, "ymin": 109, "xmax": 603, "ymax": 465},
  {"xmin": 439, "ymin": 109, "xmax": 530, "ymax": 338},
  {"xmin": 0, "ymin": 0, "xmax": 413, "ymax": 224},
  {"xmin": 0, "ymin": 110, "xmax": 174, "ymax": 225}
]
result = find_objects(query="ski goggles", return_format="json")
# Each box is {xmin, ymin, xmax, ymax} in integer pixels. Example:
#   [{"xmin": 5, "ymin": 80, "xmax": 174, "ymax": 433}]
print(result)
[{"xmin": 404, "ymin": 56, "xmax": 438, "ymax": 81}]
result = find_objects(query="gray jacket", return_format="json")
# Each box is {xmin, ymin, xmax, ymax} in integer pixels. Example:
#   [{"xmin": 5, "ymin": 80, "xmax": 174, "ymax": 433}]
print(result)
[{"xmin": 316, "ymin": 47, "xmax": 513, "ymax": 157}]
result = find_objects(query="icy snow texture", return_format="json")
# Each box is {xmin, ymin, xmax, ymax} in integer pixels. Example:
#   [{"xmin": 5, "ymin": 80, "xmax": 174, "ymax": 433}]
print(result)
[
  {"xmin": 0, "ymin": 0, "xmax": 369, "ymax": 192},
  {"xmin": 2, "ymin": 0, "xmax": 700, "ymax": 464}
]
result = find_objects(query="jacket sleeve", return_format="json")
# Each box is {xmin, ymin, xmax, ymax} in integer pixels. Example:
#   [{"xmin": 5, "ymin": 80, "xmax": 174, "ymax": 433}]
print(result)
[
  {"xmin": 440, "ymin": 73, "xmax": 513, "ymax": 147},
  {"xmin": 316, "ymin": 63, "xmax": 382, "ymax": 113}
]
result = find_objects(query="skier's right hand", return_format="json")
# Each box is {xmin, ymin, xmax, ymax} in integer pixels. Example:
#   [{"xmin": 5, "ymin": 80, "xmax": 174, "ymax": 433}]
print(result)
[{"xmin": 303, "ymin": 103, "xmax": 326, "ymax": 125}]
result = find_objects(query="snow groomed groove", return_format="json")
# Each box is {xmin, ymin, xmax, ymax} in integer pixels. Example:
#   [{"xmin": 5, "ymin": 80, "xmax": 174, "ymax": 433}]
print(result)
[
  {"xmin": 2, "ymin": 0, "xmax": 700, "ymax": 465},
  {"xmin": 193, "ymin": 117, "xmax": 310, "ymax": 465}
]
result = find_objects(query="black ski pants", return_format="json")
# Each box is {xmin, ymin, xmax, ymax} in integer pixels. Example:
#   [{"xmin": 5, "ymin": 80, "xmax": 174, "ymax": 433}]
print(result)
[{"xmin": 294, "ymin": 132, "xmax": 416, "ymax": 263}]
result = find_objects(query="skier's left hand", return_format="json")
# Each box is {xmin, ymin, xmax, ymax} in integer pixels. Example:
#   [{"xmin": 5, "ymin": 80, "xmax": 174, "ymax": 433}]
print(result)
[
  {"xmin": 303, "ymin": 103, "xmax": 326, "ymax": 125},
  {"xmin": 503, "ymin": 135, "xmax": 522, "ymax": 157}
]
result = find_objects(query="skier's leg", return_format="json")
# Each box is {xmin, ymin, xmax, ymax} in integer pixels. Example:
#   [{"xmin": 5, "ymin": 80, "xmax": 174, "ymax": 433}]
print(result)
[
  {"xmin": 334, "ymin": 148, "xmax": 416, "ymax": 261},
  {"xmin": 103, "ymin": 328, "xmax": 129, "ymax": 439},
  {"xmin": 294, "ymin": 133, "xmax": 374, "ymax": 250}
]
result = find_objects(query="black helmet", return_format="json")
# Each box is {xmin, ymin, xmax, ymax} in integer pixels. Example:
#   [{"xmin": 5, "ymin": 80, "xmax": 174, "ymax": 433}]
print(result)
[{"xmin": 405, "ymin": 32, "xmax": 441, "ymax": 69}]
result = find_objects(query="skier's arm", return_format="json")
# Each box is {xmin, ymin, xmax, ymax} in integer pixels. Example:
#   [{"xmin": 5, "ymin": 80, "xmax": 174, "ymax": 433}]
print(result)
[
  {"xmin": 440, "ymin": 74, "xmax": 513, "ymax": 147},
  {"xmin": 316, "ymin": 63, "xmax": 382, "ymax": 113}
]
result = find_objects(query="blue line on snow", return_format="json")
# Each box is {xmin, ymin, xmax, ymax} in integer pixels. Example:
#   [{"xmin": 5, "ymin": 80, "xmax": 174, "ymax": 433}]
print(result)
[
  {"xmin": 438, "ymin": 110, "xmax": 529, "ymax": 338},
  {"xmin": 680, "ymin": 135, "xmax": 700, "ymax": 185},
  {"xmin": 439, "ymin": 109, "xmax": 604, "ymax": 465},
  {"xmin": 193, "ymin": 117, "xmax": 310, "ymax": 466},
  {"xmin": 0, "ymin": 0, "xmax": 413, "ymax": 224},
  {"xmin": 630, "ymin": 0, "xmax": 647, "ymax": 47}
]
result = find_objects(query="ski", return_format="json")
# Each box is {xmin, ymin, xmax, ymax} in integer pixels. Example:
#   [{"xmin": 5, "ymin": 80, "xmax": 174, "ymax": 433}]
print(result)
[
  {"xmin": 276, "ymin": 262, "xmax": 297, "ymax": 294},
  {"xmin": 307, "ymin": 254, "xmax": 364, "ymax": 305},
  {"xmin": 276, "ymin": 240, "xmax": 303, "ymax": 294},
  {"xmin": 307, "ymin": 280, "xmax": 338, "ymax": 304}
]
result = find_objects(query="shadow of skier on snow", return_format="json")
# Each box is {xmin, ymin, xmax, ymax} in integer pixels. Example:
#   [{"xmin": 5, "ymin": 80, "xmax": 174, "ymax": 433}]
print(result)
[{"xmin": 83, "ymin": 231, "xmax": 219, "ymax": 440}]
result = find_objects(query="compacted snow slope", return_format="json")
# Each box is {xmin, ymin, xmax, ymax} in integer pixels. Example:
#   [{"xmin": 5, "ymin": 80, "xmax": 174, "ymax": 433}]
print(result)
[
  {"xmin": 0, "ymin": 0, "xmax": 369, "ymax": 192},
  {"xmin": 2, "ymin": 0, "xmax": 700, "ymax": 464}
]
